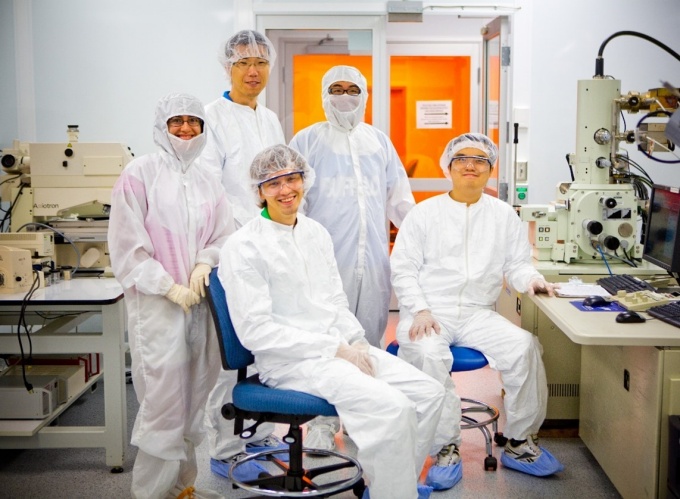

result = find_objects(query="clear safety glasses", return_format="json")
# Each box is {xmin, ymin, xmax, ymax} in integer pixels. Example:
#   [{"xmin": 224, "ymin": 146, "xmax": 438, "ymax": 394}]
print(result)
[
  {"xmin": 450, "ymin": 155, "xmax": 491, "ymax": 172},
  {"xmin": 233, "ymin": 58, "xmax": 270, "ymax": 70},
  {"xmin": 258, "ymin": 171, "xmax": 304, "ymax": 195},
  {"xmin": 328, "ymin": 85, "xmax": 361, "ymax": 96},
  {"xmin": 167, "ymin": 116, "xmax": 202, "ymax": 129}
]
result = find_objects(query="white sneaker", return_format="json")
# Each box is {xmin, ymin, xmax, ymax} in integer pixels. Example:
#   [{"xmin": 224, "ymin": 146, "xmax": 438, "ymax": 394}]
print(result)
[
  {"xmin": 305, "ymin": 423, "xmax": 337, "ymax": 451},
  {"xmin": 504, "ymin": 435, "xmax": 543, "ymax": 463},
  {"xmin": 435, "ymin": 443, "xmax": 461, "ymax": 467}
]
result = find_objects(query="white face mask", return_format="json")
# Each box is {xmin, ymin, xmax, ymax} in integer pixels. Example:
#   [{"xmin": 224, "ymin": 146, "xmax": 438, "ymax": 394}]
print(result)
[
  {"xmin": 166, "ymin": 132, "xmax": 206, "ymax": 172},
  {"xmin": 329, "ymin": 94, "xmax": 360, "ymax": 112}
]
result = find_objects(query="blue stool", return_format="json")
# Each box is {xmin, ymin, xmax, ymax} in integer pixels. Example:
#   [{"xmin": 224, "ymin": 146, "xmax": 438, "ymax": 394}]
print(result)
[{"xmin": 386, "ymin": 340, "xmax": 500, "ymax": 471}]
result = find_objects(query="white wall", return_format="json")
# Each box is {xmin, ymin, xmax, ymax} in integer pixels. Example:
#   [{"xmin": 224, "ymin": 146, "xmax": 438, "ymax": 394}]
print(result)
[
  {"xmin": 513, "ymin": 0, "xmax": 680, "ymax": 203},
  {"xmin": 5, "ymin": 0, "xmax": 235, "ymax": 157}
]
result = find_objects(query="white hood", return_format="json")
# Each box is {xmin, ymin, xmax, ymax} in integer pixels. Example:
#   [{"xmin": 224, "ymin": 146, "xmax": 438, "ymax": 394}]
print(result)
[{"xmin": 321, "ymin": 65, "xmax": 368, "ymax": 132}]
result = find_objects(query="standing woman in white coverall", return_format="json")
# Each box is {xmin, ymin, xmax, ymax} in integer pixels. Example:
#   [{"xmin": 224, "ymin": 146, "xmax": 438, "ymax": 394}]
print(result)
[
  {"xmin": 289, "ymin": 65, "xmax": 415, "ymax": 453},
  {"xmin": 109, "ymin": 93, "xmax": 235, "ymax": 499}
]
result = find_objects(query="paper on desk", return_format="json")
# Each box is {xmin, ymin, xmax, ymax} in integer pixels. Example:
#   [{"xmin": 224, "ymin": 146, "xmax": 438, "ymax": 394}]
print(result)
[{"xmin": 555, "ymin": 283, "xmax": 610, "ymax": 298}]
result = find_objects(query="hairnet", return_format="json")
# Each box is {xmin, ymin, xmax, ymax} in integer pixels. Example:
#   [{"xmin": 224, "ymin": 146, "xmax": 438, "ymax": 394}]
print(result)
[
  {"xmin": 321, "ymin": 65, "xmax": 368, "ymax": 131},
  {"xmin": 439, "ymin": 133, "xmax": 498, "ymax": 179},
  {"xmin": 250, "ymin": 144, "xmax": 315, "ymax": 207},
  {"xmin": 219, "ymin": 30, "xmax": 277, "ymax": 81}
]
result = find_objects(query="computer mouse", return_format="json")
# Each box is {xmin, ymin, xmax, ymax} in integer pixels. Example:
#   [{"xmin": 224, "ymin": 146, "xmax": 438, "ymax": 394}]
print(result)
[
  {"xmin": 582, "ymin": 295, "xmax": 609, "ymax": 307},
  {"xmin": 616, "ymin": 311, "xmax": 646, "ymax": 323}
]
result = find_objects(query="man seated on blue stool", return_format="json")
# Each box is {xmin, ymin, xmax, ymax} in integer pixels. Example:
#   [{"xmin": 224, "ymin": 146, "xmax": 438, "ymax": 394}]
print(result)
[
  {"xmin": 217, "ymin": 143, "xmax": 459, "ymax": 498},
  {"xmin": 390, "ymin": 133, "xmax": 564, "ymax": 478}
]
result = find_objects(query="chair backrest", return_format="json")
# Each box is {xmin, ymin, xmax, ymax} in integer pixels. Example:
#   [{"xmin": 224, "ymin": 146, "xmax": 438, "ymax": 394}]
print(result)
[{"xmin": 206, "ymin": 267, "xmax": 254, "ymax": 371}]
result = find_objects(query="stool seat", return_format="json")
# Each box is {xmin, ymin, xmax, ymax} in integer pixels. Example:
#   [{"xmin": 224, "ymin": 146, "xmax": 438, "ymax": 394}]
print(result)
[
  {"xmin": 386, "ymin": 342, "xmax": 488, "ymax": 372},
  {"xmin": 386, "ymin": 340, "xmax": 501, "ymax": 471}
]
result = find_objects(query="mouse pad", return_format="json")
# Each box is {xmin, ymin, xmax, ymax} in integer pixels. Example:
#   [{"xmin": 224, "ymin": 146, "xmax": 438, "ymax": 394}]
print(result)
[{"xmin": 570, "ymin": 301, "xmax": 627, "ymax": 312}]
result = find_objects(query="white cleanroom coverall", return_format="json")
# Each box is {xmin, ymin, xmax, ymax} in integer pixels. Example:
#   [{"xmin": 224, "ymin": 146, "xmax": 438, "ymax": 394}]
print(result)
[
  {"xmin": 200, "ymin": 96, "xmax": 285, "ymax": 227},
  {"xmin": 219, "ymin": 213, "xmax": 448, "ymax": 499},
  {"xmin": 199, "ymin": 94, "xmax": 285, "ymax": 461},
  {"xmin": 391, "ymin": 193, "xmax": 548, "ymax": 444},
  {"xmin": 290, "ymin": 65, "xmax": 414, "ymax": 347},
  {"xmin": 109, "ymin": 93, "xmax": 235, "ymax": 498}
]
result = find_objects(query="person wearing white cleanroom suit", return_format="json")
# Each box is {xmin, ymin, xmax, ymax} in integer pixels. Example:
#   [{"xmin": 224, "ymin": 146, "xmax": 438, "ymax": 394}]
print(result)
[
  {"xmin": 289, "ymin": 65, "xmax": 415, "ymax": 348},
  {"xmin": 198, "ymin": 30, "xmax": 288, "ymax": 476},
  {"xmin": 288, "ymin": 65, "xmax": 415, "ymax": 454},
  {"xmin": 199, "ymin": 29, "xmax": 285, "ymax": 227},
  {"xmin": 219, "ymin": 144, "xmax": 448, "ymax": 499},
  {"xmin": 391, "ymin": 133, "xmax": 564, "ymax": 478},
  {"xmin": 109, "ymin": 93, "xmax": 235, "ymax": 499}
]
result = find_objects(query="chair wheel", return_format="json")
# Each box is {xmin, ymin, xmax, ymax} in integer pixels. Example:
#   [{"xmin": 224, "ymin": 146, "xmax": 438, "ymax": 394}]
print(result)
[
  {"xmin": 494, "ymin": 432, "xmax": 508, "ymax": 447},
  {"xmin": 484, "ymin": 456, "xmax": 497, "ymax": 471}
]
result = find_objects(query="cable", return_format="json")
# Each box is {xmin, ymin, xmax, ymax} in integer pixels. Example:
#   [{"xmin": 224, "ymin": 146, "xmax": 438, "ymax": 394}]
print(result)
[
  {"xmin": 595, "ymin": 31, "xmax": 680, "ymax": 77},
  {"xmin": 16, "ymin": 271, "xmax": 41, "ymax": 391},
  {"xmin": 635, "ymin": 110, "xmax": 680, "ymax": 164},
  {"xmin": 16, "ymin": 222, "xmax": 81, "ymax": 276},
  {"xmin": 0, "ymin": 183, "xmax": 26, "ymax": 232},
  {"xmin": 594, "ymin": 244, "xmax": 614, "ymax": 276}
]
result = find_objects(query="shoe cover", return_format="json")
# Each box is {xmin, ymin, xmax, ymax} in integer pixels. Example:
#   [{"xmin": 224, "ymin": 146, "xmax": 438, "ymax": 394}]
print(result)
[
  {"xmin": 209, "ymin": 457, "xmax": 268, "ymax": 482},
  {"xmin": 246, "ymin": 438, "xmax": 290, "ymax": 462},
  {"xmin": 425, "ymin": 461, "xmax": 463, "ymax": 490},
  {"xmin": 500, "ymin": 446, "xmax": 564, "ymax": 476},
  {"xmin": 361, "ymin": 484, "xmax": 433, "ymax": 499}
]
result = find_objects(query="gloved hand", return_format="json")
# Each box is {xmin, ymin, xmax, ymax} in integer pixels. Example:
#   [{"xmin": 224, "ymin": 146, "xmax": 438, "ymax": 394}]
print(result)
[
  {"xmin": 190, "ymin": 263, "xmax": 212, "ymax": 298},
  {"xmin": 526, "ymin": 278, "xmax": 558, "ymax": 297},
  {"xmin": 409, "ymin": 309, "xmax": 441, "ymax": 341},
  {"xmin": 336, "ymin": 343, "xmax": 375, "ymax": 377},
  {"xmin": 165, "ymin": 283, "xmax": 201, "ymax": 313}
]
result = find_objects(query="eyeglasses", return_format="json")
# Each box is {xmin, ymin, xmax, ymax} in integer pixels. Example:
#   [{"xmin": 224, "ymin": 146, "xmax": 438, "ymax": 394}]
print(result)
[
  {"xmin": 450, "ymin": 155, "xmax": 491, "ymax": 171},
  {"xmin": 233, "ymin": 58, "xmax": 270, "ymax": 70},
  {"xmin": 258, "ymin": 171, "xmax": 304, "ymax": 194},
  {"xmin": 328, "ymin": 85, "xmax": 361, "ymax": 96},
  {"xmin": 167, "ymin": 116, "xmax": 202, "ymax": 128}
]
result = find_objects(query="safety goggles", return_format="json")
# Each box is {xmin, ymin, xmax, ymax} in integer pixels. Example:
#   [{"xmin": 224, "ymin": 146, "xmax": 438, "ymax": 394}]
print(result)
[
  {"xmin": 167, "ymin": 116, "xmax": 202, "ymax": 128},
  {"xmin": 258, "ymin": 171, "xmax": 305, "ymax": 194},
  {"xmin": 449, "ymin": 155, "xmax": 491, "ymax": 171},
  {"xmin": 328, "ymin": 84, "xmax": 361, "ymax": 96}
]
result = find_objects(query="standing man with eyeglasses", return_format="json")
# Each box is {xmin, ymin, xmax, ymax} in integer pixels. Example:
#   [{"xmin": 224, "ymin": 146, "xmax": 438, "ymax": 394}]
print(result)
[
  {"xmin": 289, "ymin": 65, "xmax": 415, "ymax": 454},
  {"xmin": 390, "ymin": 133, "xmax": 564, "ymax": 481},
  {"xmin": 199, "ymin": 29, "xmax": 288, "ymax": 481}
]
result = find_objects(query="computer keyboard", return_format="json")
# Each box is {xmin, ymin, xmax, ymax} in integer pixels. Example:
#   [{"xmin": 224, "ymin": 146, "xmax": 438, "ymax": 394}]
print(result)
[
  {"xmin": 596, "ymin": 274, "xmax": 657, "ymax": 295},
  {"xmin": 647, "ymin": 301, "xmax": 680, "ymax": 328},
  {"xmin": 613, "ymin": 290, "xmax": 680, "ymax": 312}
]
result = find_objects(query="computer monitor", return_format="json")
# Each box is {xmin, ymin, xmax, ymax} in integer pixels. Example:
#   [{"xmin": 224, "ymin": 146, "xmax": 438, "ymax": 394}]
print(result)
[{"xmin": 642, "ymin": 184, "xmax": 680, "ymax": 273}]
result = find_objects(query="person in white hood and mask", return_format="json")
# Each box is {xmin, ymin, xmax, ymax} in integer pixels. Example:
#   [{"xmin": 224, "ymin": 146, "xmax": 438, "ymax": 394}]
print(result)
[
  {"xmin": 391, "ymin": 133, "xmax": 564, "ymax": 480},
  {"xmin": 109, "ymin": 93, "xmax": 235, "ymax": 499},
  {"xmin": 289, "ymin": 66, "xmax": 415, "ymax": 453}
]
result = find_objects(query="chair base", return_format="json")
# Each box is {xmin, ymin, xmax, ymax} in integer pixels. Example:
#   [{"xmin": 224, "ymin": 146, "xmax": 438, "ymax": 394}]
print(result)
[
  {"xmin": 460, "ymin": 397, "xmax": 500, "ymax": 471},
  {"xmin": 230, "ymin": 447, "xmax": 364, "ymax": 498}
]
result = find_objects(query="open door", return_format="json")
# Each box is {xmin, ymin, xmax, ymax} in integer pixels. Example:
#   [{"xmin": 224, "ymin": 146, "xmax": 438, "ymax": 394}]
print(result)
[{"xmin": 482, "ymin": 17, "xmax": 512, "ymax": 202}]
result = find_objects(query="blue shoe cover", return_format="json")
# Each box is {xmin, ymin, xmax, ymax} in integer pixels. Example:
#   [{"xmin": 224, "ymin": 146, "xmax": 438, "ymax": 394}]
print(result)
[
  {"xmin": 361, "ymin": 484, "xmax": 433, "ymax": 499},
  {"xmin": 210, "ymin": 457, "xmax": 268, "ymax": 481},
  {"xmin": 425, "ymin": 461, "xmax": 463, "ymax": 490},
  {"xmin": 500, "ymin": 447, "xmax": 564, "ymax": 476},
  {"xmin": 246, "ymin": 438, "xmax": 290, "ymax": 462}
]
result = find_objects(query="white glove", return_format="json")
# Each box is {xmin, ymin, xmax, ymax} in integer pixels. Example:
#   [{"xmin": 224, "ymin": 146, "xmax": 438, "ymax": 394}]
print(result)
[
  {"xmin": 189, "ymin": 263, "xmax": 212, "ymax": 298},
  {"xmin": 335, "ymin": 343, "xmax": 375, "ymax": 377},
  {"xmin": 408, "ymin": 309, "xmax": 441, "ymax": 341},
  {"xmin": 527, "ymin": 278, "xmax": 558, "ymax": 297},
  {"xmin": 165, "ymin": 284, "xmax": 200, "ymax": 313}
]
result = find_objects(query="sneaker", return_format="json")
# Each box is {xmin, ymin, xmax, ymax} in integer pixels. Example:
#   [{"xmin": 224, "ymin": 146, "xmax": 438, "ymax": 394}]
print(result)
[
  {"xmin": 246, "ymin": 435, "xmax": 289, "ymax": 461},
  {"xmin": 504, "ymin": 435, "xmax": 543, "ymax": 463},
  {"xmin": 435, "ymin": 443, "xmax": 461, "ymax": 467},
  {"xmin": 210, "ymin": 454, "xmax": 268, "ymax": 481},
  {"xmin": 305, "ymin": 423, "xmax": 336, "ymax": 452}
]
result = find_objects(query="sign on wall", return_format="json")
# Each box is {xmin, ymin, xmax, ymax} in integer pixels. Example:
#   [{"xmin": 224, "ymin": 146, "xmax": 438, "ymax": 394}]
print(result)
[{"xmin": 416, "ymin": 100, "xmax": 452, "ymax": 129}]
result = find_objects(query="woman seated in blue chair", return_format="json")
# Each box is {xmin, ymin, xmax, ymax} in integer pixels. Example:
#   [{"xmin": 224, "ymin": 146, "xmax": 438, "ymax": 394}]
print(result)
[
  {"xmin": 217, "ymin": 144, "xmax": 459, "ymax": 499},
  {"xmin": 390, "ymin": 133, "xmax": 564, "ymax": 478}
]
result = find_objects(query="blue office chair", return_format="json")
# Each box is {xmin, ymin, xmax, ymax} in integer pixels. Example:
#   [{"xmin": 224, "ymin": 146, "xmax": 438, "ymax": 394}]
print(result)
[
  {"xmin": 206, "ymin": 268, "xmax": 365, "ymax": 497},
  {"xmin": 386, "ymin": 340, "xmax": 501, "ymax": 471}
]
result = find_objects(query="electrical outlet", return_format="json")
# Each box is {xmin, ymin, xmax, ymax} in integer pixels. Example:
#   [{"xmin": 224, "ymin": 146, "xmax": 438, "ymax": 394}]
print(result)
[
  {"xmin": 624, "ymin": 369, "xmax": 630, "ymax": 391},
  {"xmin": 516, "ymin": 161, "xmax": 528, "ymax": 182}
]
